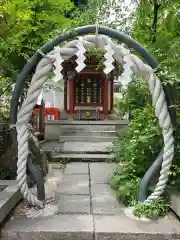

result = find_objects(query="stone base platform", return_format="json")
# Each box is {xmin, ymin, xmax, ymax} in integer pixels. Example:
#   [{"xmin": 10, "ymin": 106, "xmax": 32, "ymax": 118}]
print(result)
[
  {"xmin": 1, "ymin": 163, "xmax": 180, "ymax": 240},
  {"xmin": 2, "ymin": 213, "xmax": 180, "ymax": 240},
  {"xmin": 0, "ymin": 180, "xmax": 21, "ymax": 225}
]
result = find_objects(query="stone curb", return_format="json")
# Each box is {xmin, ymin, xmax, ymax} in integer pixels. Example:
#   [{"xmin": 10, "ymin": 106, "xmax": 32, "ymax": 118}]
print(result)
[
  {"xmin": 2, "ymin": 214, "xmax": 180, "ymax": 240},
  {"xmin": 1, "ymin": 214, "xmax": 94, "ymax": 240},
  {"xmin": 0, "ymin": 180, "xmax": 22, "ymax": 224}
]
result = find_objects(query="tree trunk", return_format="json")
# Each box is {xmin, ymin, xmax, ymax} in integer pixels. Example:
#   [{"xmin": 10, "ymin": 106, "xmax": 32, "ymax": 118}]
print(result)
[{"xmin": 152, "ymin": 0, "xmax": 161, "ymax": 42}]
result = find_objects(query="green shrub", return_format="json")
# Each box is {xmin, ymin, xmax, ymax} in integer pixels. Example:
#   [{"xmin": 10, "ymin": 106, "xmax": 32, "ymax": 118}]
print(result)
[
  {"xmin": 116, "ymin": 78, "xmax": 151, "ymax": 116},
  {"xmin": 109, "ymin": 166, "xmax": 140, "ymax": 206},
  {"xmin": 110, "ymin": 104, "xmax": 164, "ymax": 207},
  {"xmin": 109, "ymin": 79, "xmax": 176, "ymax": 218},
  {"xmin": 133, "ymin": 198, "xmax": 169, "ymax": 219},
  {"xmin": 113, "ymin": 105, "xmax": 163, "ymax": 176},
  {"xmin": 168, "ymin": 164, "xmax": 180, "ymax": 188}
]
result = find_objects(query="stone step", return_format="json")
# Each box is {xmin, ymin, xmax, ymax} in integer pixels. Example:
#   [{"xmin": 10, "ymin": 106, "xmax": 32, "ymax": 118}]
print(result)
[
  {"xmin": 2, "ymin": 213, "xmax": 180, "ymax": 240},
  {"xmin": 50, "ymin": 153, "xmax": 114, "ymax": 162},
  {"xmin": 62, "ymin": 142, "xmax": 112, "ymax": 153},
  {"xmin": 59, "ymin": 136, "xmax": 117, "ymax": 142},
  {"xmin": 45, "ymin": 126, "xmax": 116, "ymax": 140},
  {"xmin": 41, "ymin": 140, "xmax": 64, "ymax": 152},
  {"xmin": 57, "ymin": 126, "xmax": 116, "ymax": 131},
  {"xmin": 42, "ymin": 141, "xmax": 113, "ymax": 154},
  {"xmin": 57, "ymin": 130, "xmax": 116, "ymax": 137},
  {"xmin": 45, "ymin": 120, "xmax": 128, "ymax": 140},
  {"xmin": 46, "ymin": 120, "xmax": 128, "ymax": 125}
]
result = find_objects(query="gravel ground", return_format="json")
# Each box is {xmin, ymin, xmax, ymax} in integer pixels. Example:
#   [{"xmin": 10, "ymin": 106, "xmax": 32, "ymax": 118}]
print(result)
[{"xmin": 9, "ymin": 164, "xmax": 64, "ymax": 221}]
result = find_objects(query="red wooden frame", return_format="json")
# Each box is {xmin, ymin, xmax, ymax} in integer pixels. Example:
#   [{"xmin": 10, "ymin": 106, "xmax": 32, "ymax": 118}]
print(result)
[
  {"xmin": 64, "ymin": 78, "xmax": 67, "ymax": 111},
  {"xmin": 111, "ymin": 77, "xmax": 114, "ymax": 111},
  {"xmin": 69, "ymin": 78, "xmax": 74, "ymax": 118},
  {"xmin": 104, "ymin": 78, "xmax": 109, "ymax": 119},
  {"xmin": 63, "ymin": 61, "xmax": 115, "ymax": 117}
]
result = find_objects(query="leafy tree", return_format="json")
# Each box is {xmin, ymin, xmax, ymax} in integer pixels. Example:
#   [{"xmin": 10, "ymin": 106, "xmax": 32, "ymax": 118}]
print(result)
[
  {"xmin": 68, "ymin": 0, "xmax": 137, "ymax": 31},
  {"xmin": 117, "ymin": 78, "xmax": 151, "ymax": 116},
  {"xmin": 0, "ymin": 0, "xmax": 104, "ymax": 95},
  {"xmin": 110, "ymin": 0, "xmax": 180, "ymax": 218},
  {"xmin": 132, "ymin": 0, "xmax": 180, "ymax": 82},
  {"xmin": 0, "ymin": 0, "xmax": 74, "ymax": 84},
  {"xmin": 71, "ymin": 0, "xmax": 88, "ymax": 6},
  {"xmin": 0, "ymin": 0, "xmax": 136, "ymax": 89}
]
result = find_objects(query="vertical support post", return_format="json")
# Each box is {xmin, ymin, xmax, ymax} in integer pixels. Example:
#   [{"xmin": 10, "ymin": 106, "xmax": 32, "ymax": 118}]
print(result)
[
  {"xmin": 69, "ymin": 79, "xmax": 74, "ymax": 119},
  {"xmin": 67, "ymin": 71, "xmax": 75, "ymax": 120},
  {"xmin": 64, "ymin": 78, "xmax": 67, "ymax": 111},
  {"xmin": 111, "ymin": 78, "xmax": 114, "ymax": 111},
  {"xmin": 104, "ymin": 77, "xmax": 109, "ymax": 120},
  {"xmin": 39, "ymin": 106, "xmax": 44, "ymax": 133}
]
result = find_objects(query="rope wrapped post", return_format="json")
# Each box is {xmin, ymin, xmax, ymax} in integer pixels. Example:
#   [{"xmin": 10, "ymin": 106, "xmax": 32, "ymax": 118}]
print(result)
[{"xmin": 15, "ymin": 33, "xmax": 174, "ymax": 207}]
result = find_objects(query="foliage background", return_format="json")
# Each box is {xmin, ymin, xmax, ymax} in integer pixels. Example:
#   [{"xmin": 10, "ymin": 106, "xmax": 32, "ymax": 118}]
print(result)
[{"xmin": 110, "ymin": 0, "xmax": 180, "ymax": 217}]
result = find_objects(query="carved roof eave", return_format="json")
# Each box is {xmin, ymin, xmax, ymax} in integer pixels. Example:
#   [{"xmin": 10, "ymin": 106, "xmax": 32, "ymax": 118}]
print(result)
[{"xmin": 62, "ymin": 56, "xmax": 119, "ymax": 79}]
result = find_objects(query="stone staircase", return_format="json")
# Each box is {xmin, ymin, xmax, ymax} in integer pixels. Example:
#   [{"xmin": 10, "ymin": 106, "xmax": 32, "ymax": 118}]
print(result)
[{"xmin": 42, "ymin": 120, "xmax": 128, "ymax": 162}]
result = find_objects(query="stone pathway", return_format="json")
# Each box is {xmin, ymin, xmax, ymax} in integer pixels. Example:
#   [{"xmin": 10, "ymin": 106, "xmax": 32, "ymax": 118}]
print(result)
[
  {"xmin": 2, "ymin": 163, "xmax": 180, "ymax": 240},
  {"xmin": 56, "ymin": 162, "xmax": 121, "ymax": 215}
]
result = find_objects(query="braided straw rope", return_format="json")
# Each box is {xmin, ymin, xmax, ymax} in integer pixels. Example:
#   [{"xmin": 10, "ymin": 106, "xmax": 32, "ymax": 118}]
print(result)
[{"xmin": 16, "ymin": 34, "xmax": 174, "ymax": 206}]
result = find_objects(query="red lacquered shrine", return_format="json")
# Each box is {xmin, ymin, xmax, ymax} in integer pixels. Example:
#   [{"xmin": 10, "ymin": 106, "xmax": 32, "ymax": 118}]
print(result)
[{"xmin": 62, "ymin": 57, "xmax": 115, "ymax": 120}]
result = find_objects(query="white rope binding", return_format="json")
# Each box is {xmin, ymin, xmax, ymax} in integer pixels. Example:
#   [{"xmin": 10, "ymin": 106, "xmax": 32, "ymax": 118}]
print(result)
[{"xmin": 16, "ymin": 34, "xmax": 174, "ymax": 206}]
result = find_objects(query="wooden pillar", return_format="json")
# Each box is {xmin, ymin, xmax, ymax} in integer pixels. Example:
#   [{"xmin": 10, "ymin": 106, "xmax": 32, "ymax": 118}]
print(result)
[
  {"xmin": 39, "ymin": 106, "xmax": 44, "ymax": 133},
  {"xmin": 104, "ymin": 78, "xmax": 109, "ymax": 120},
  {"xmin": 67, "ymin": 71, "xmax": 75, "ymax": 120},
  {"xmin": 64, "ymin": 78, "xmax": 67, "ymax": 111},
  {"xmin": 68, "ymin": 78, "xmax": 74, "ymax": 120},
  {"xmin": 111, "ymin": 78, "xmax": 114, "ymax": 111}
]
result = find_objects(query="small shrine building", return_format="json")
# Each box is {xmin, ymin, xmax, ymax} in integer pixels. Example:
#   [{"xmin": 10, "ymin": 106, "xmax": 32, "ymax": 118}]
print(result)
[{"xmin": 61, "ymin": 56, "xmax": 118, "ymax": 120}]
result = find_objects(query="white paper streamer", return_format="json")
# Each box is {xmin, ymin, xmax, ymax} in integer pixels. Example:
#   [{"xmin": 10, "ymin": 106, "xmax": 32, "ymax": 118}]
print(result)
[
  {"xmin": 53, "ymin": 48, "xmax": 64, "ymax": 82},
  {"xmin": 103, "ymin": 42, "xmax": 115, "ymax": 74},
  {"xmin": 119, "ymin": 55, "xmax": 134, "ymax": 86},
  {"xmin": 75, "ymin": 38, "xmax": 86, "ymax": 72}
]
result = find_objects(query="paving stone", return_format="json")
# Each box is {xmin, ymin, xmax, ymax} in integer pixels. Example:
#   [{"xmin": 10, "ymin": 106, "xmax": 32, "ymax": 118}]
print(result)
[
  {"xmin": 2, "ymin": 214, "xmax": 94, "ymax": 240},
  {"xmin": 48, "ymin": 165, "xmax": 64, "ymax": 179},
  {"xmin": 94, "ymin": 215, "xmax": 180, "ymax": 240},
  {"xmin": 58, "ymin": 195, "xmax": 91, "ymax": 214},
  {"xmin": 91, "ymin": 184, "xmax": 122, "ymax": 215},
  {"xmin": 64, "ymin": 162, "xmax": 89, "ymax": 175},
  {"xmin": 57, "ymin": 174, "xmax": 90, "ymax": 195},
  {"xmin": 90, "ymin": 163, "xmax": 116, "ymax": 184}
]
